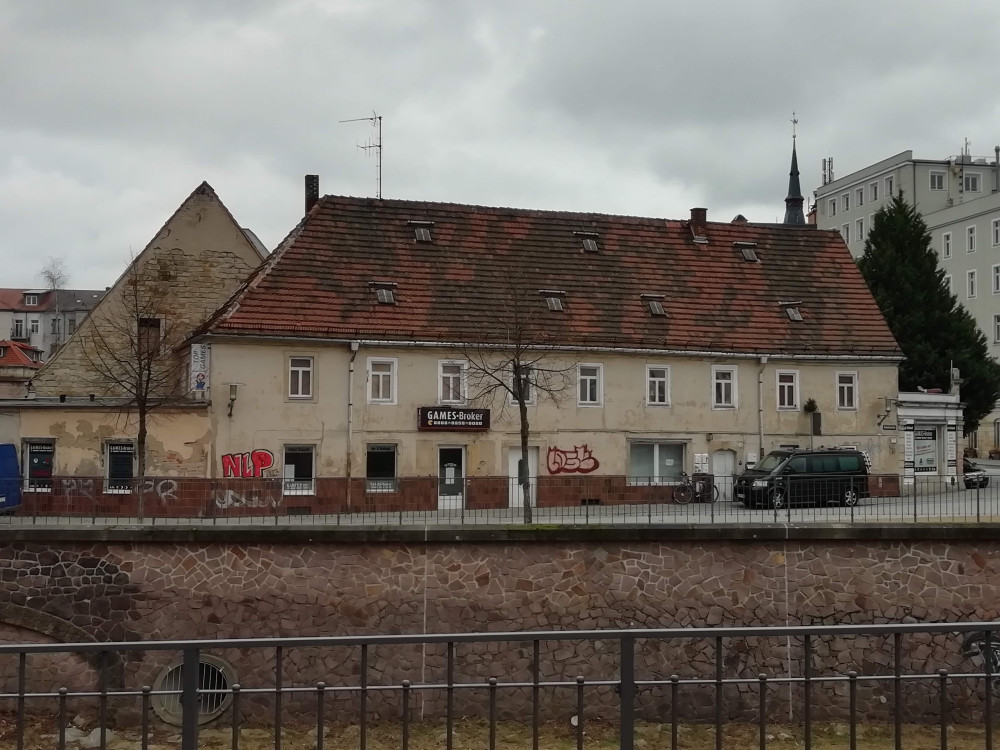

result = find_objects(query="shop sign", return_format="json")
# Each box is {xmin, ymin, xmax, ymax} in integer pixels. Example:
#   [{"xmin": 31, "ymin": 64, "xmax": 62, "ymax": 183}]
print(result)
[
  {"xmin": 914, "ymin": 428, "xmax": 937, "ymax": 473},
  {"xmin": 418, "ymin": 407, "xmax": 490, "ymax": 431}
]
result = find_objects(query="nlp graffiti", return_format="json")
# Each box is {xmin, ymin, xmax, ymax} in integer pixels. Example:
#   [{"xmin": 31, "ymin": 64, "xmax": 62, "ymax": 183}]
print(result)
[
  {"xmin": 221, "ymin": 449, "xmax": 275, "ymax": 478},
  {"xmin": 546, "ymin": 445, "xmax": 600, "ymax": 474}
]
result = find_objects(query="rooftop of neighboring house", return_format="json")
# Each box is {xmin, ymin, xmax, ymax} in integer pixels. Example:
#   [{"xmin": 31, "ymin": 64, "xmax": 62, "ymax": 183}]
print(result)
[
  {"xmin": 0, "ymin": 288, "xmax": 107, "ymax": 313},
  {"xmin": 200, "ymin": 195, "xmax": 901, "ymax": 358},
  {"xmin": 0, "ymin": 340, "xmax": 43, "ymax": 369}
]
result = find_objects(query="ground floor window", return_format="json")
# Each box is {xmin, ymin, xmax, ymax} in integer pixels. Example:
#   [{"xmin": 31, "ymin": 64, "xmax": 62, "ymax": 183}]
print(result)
[
  {"xmin": 282, "ymin": 446, "xmax": 315, "ymax": 495},
  {"xmin": 23, "ymin": 442, "xmax": 54, "ymax": 491},
  {"xmin": 366, "ymin": 444, "xmax": 397, "ymax": 492},
  {"xmin": 106, "ymin": 442, "xmax": 135, "ymax": 493},
  {"xmin": 628, "ymin": 442, "xmax": 684, "ymax": 484}
]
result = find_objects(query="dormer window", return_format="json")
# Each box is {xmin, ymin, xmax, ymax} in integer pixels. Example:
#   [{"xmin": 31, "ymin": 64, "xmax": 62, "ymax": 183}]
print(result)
[
  {"xmin": 408, "ymin": 220, "xmax": 434, "ymax": 243},
  {"xmin": 540, "ymin": 290, "xmax": 566, "ymax": 311},
  {"xmin": 0, "ymin": 346, "xmax": 6, "ymax": 358},
  {"xmin": 780, "ymin": 301, "xmax": 804, "ymax": 321},
  {"xmin": 24, "ymin": 295, "xmax": 37, "ymax": 306},
  {"xmin": 573, "ymin": 231, "xmax": 600, "ymax": 253},
  {"xmin": 734, "ymin": 242, "xmax": 759, "ymax": 262},
  {"xmin": 641, "ymin": 294, "xmax": 665, "ymax": 317},
  {"xmin": 370, "ymin": 281, "xmax": 398, "ymax": 305}
]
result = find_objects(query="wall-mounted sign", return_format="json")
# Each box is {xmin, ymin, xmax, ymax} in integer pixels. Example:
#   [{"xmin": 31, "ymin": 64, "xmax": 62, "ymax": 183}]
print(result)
[
  {"xmin": 418, "ymin": 407, "xmax": 490, "ymax": 431},
  {"xmin": 882, "ymin": 424, "xmax": 897, "ymax": 431},
  {"xmin": 189, "ymin": 343, "xmax": 210, "ymax": 396}
]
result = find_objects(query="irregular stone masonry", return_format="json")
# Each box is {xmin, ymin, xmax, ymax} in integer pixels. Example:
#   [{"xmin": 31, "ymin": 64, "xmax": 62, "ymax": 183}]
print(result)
[{"xmin": 0, "ymin": 536, "xmax": 997, "ymax": 724}]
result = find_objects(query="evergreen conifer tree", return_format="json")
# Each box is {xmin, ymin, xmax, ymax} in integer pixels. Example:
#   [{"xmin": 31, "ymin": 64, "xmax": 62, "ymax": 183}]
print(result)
[{"xmin": 858, "ymin": 194, "xmax": 1000, "ymax": 432}]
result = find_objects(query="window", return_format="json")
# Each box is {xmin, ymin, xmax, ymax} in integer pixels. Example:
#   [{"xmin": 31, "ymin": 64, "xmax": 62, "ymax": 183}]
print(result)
[
  {"xmin": 712, "ymin": 366, "xmax": 737, "ymax": 408},
  {"xmin": 578, "ymin": 364, "xmax": 602, "ymax": 406},
  {"xmin": 368, "ymin": 358, "xmax": 396, "ymax": 403},
  {"xmin": 784, "ymin": 306, "xmax": 803, "ymax": 322},
  {"xmin": 993, "ymin": 265, "xmax": 1000, "ymax": 294},
  {"xmin": 829, "ymin": 198, "xmax": 837, "ymax": 217},
  {"xmin": 841, "ymin": 224, "xmax": 850, "ymax": 243},
  {"xmin": 942, "ymin": 232, "xmax": 952, "ymax": 259},
  {"xmin": 288, "ymin": 357, "xmax": 313, "ymax": 399},
  {"xmin": 628, "ymin": 442, "xmax": 684, "ymax": 484},
  {"xmin": 105, "ymin": 442, "xmax": 134, "ymax": 493},
  {"xmin": 964, "ymin": 172, "xmax": 981, "ymax": 193},
  {"xmin": 282, "ymin": 446, "xmax": 315, "ymax": 495},
  {"xmin": 541, "ymin": 290, "xmax": 566, "ymax": 311},
  {"xmin": 13, "ymin": 319, "xmax": 23, "ymax": 338},
  {"xmin": 24, "ymin": 295, "xmax": 37, "ymax": 306},
  {"xmin": 870, "ymin": 182, "xmax": 879, "ymax": 202},
  {"xmin": 735, "ymin": 242, "xmax": 759, "ymax": 262},
  {"xmin": 408, "ymin": 221, "xmax": 434, "ymax": 243},
  {"xmin": 993, "ymin": 218, "xmax": 1000, "ymax": 246},
  {"xmin": 439, "ymin": 361, "xmax": 466, "ymax": 404},
  {"xmin": 642, "ymin": 294, "xmax": 666, "ymax": 315},
  {"xmin": 776, "ymin": 370, "xmax": 799, "ymax": 410},
  {"xmin": 995, "ymin": 314, "xmax": 1000, "ymax": 343},
  {"xmin": 646, "ymin": 365, "xmax": 670, "ymax": 405},
  {"xmin": 968, "ymin": 226, "xmax": 977, "ymax": 253},
  {"xmin": 366, "ymin": 444, "xmax": 397, "ymax": 492},
  {"xmin": 138, "ymin": 317, "xmax": 161, "ymax": 356},
  {"xmin": 23, "ymin": 442, "xmax": 53, "ymax": 492},
  {"xmin": 29, "ymin": 319, "xmax": 39, "ymax": 334},
  {"xmin": 855, "ymin": 187, "xmax": 864, "ymax": 207},
  {"xmin": 968, "ymin": 269, "xmax": 977, "ymax": 299},
  {"xmin": 885, "ymin": 175, "xmax": 894, "ymax": 195},
  {"xmin": 944, "ymin": 274, "xmax": 953, "ymax": 294},
  {"xmin": 509, "ymin": 364, "xmax": 535, "ymax": 404},
  {"xmin": 842, "ymin": 193, "xmax": 850, "ymax": 211},
  {"xmin": 67, "ymin": 317, "xmax": 77, "ymax": 334},
  {"xmin": 837, "ymin": 372, "xmax": 858, "ymax": 410},
  {"xmin": 930, "ymin": 171, "xmax": 945, "ymax": 191},
  {"xmin": 50, "ymin": 318, "xmax": 59, "ymax": 335},
  {"xmin": 375, "ymin": 287, "xmax": 395, "ymax": 304},
  {"xmin": 855, "ymin": 218, "xmax": 864, "ymax": 242}
]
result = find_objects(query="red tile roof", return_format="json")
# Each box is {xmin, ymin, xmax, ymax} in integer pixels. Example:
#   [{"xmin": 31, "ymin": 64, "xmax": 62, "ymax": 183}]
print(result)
[
  {"xmin": 0, "ymin": 341, "xmax": 43, "ymax": 369},
  {"xmin": 205, "ymin": 197, "xmax": 900, "ymax": 357}
]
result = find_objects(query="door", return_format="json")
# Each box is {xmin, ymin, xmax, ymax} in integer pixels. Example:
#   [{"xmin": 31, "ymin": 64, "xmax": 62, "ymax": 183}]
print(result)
[
  {"xmin": 710, "ymin": 450, "xmax": 736, "ymax": 502},
  {"xmin": 508, "ymin": 447, "xmax": 538, "ymax": 508},
  {"xmin": 438, "ymin": 447, "xmax": 465, "ymax": 510}
]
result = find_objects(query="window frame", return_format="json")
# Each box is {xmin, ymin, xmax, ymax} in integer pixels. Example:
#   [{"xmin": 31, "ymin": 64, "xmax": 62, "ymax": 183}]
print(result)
[
  {"xmin": 288, "ymin": 355, "xmax": 314, "ymax": 400},
  {"xmin": 829, "ymin": 198, "xmax": 837, "ymax": 217},
  {"xmin": 967, "ymin": 269, "xmax": 977, "ymax": 299},
  {"xmin": 967, "ymin": 225, "xmax": 977, "ymax": 253},
  {"xmin": 855, "ymin": 186, "xmax": 864, "ymax": 207},
  {"xmin": 836, "ymin": 371, "xmax": 858, "ymax": 411},
  {"xmin": 712, "ymin": 365, "xmax": 738, "ymax": 409},
  {"xmin": 645, "ymin": 364, "xmax": 671, "ymax": 406},
  {"xmin": 929, "ymin": 171, "xmax": 946, "ymax": 191},
  {"xmin": 22, "ymin": 440, "xmax": 54, "ymax": 493},
  {"xmin": 577, "ymin": 363, "xmax": 603, "ymax": 407},
  {"xmin": 993, "ymin": 218, "xmax": 1000, "ymax": 247},
  {"xmin": 13, "ymin": 319, "xmax": 23, "ymax": 338},
  {"xmin": 23, "ymin": 294, "xmax": 37, "ymax": 306},
  {"xmin": 964, "ymin": 171, "xmax": 981, "ymax": 193},
  {"xmin": 841, "ymin": 224, "xmax": 850, "ymax": 243},
  {"xmin": 367, "ymin": 357, "xmax": 397, "ymax": 405},
  {"xmin": 105, "ymin": 441, "xmax": 135, "ymax": 494},
  {"xmin": 776, "ymin": 370, "xmax": 799, "ymax": 411},
  {"xmin": 855, "ymin": 217, "xmax": 864, "ymax": 243},
  {"xmin": 282, "ymin": 445, "xmax": 316, "ymax": 496},
  {"xmin": 842, "ymin": 192, "xmax": 850, "ymax": 211},
  {"xmin": 884, "ymin": 175, "xmax": 894, "ymax": 195},
  {"xmin": 869, "ymin": 182, "xmax": 879, "ymax": 202},
  {"xmin": 942, "ymin": 232, "xmax": 952, "ymax": 259},
  {"xmin": 508, "ymin": 364, "xmax": 536, "ymax": 405},
  {"xmin": 627, "ymin": 441, "xmax": 686, "ymax": 486},
  {"xmin": 993, "ymin": 265, "xmax": 1000, "ymax": 295},
  {"xmin": 365, "ymin": 443, "xmax": 398, "ymax": 493},
  {"xmin": 994, "ymin": 314, "xmax": 1000, "ymax": 344},
  {"xmin": 438, "ymin": 360, "xmax": 467, "ymax": 405},
  {"xmin": 29, "ymin": 319, "xmax": 39, "ymax": 335}
]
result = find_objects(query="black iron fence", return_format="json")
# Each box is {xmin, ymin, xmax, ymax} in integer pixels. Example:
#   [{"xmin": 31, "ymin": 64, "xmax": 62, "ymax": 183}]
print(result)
[
  {"xmin": 2, "ymin": 623, "xmax": 1000, "ymax": 749},
  {"xmin": 2, "ymin": 472, "xmax": 998, "ymax": 526}
]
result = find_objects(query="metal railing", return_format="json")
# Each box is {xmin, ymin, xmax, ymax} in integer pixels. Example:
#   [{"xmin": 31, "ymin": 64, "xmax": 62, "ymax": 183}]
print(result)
[
  {"xmin": 2, "ymin": 622, "xmax": 1000, "ymax": 749},
  {"xmin": 2, "ymin": 473, "xmax": 998, "ymax": 526}
]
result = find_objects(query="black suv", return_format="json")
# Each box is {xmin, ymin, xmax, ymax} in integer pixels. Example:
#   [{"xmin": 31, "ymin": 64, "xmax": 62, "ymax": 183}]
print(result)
[{"xmin": 734, "ymin": 448, "xmax": 871, "ymax": 509}]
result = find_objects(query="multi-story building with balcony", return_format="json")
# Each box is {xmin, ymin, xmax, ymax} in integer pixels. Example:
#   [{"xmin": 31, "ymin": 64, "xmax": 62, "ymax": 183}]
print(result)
[{"xmin": 0, "ymin": 288, "xmax": 106, "ymax": 358}]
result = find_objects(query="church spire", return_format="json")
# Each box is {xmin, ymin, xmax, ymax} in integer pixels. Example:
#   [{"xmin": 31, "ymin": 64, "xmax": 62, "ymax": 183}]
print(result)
[{"xmin": 783, "ymin": 113, "xmax": 805, "ymax": 225}]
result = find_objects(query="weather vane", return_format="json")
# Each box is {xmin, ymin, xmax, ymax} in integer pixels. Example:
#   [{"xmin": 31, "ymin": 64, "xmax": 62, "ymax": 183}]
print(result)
[{"xmin": 791, "ymin": 111, "xmax": 798, "ymax": 141}]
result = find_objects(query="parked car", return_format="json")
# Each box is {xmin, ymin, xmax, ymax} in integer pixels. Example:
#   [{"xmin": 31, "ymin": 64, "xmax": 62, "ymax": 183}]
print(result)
[
  {"xmin": 963, "ymin": 458, "xmax": 990, "ymax": 489},
  {"xmin": 734, "ymin": 448, "xmax": 871, "ymax": 509}
]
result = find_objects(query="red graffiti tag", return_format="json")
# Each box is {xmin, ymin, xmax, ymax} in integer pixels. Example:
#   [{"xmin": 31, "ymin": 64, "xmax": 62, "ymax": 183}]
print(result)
[
  {"xmin": 221, "ymin": 449, "xmax": 275, "ymax": 478},
  {"xmin": 547, "ymin": 445, "xmax": 600, "ymax": 474}
]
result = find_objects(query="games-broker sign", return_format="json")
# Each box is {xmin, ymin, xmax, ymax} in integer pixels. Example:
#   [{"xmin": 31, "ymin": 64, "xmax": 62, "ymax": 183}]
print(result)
[{"xmin": 418, "ymin": 407, "xmax": 490, "ymax": 431}]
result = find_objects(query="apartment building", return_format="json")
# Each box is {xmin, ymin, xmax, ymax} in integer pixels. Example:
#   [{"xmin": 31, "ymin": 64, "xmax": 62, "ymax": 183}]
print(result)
[{"xmin": 0, "ymin": 288, "xmax": 106, "ymax": 358}]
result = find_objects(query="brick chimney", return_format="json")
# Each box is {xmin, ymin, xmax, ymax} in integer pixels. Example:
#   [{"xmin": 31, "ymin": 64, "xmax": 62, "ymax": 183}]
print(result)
[
  {"xmin": 689, "ymin": 207, "xmax": 708, "ymax": 244},
  {"xmin": 305, "ymin": 175, "xmax": 320, "ymax": 214}
]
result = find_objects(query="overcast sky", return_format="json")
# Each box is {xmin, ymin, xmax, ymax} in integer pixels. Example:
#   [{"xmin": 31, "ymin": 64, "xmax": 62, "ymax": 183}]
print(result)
[{"xmin": 3, "ymin": 0, "xmax": 1000, "ymax": 289}]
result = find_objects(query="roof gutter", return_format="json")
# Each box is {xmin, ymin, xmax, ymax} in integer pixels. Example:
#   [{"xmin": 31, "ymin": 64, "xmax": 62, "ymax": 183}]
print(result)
[{"xmin": 195, "ymin": 333, "xmax": 903, "ymax": 363}]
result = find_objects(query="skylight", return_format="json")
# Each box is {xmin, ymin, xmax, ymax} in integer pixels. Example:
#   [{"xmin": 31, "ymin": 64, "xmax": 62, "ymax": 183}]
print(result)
[
  {"xmin": 408, "ymin": 220, "xmax": 434, "ymax": 243},
  {"xmin": 540, "ymin": 290, "xmax": 566, "ymax": 311},
  {"xmin": 641, "ymin": 294, "xmax": 666, "ymax": 317},
  {"xmin": 779, "ymin": 301, "xmax": 803, "ymax": 321},
  {"xmin": 734, "ymin": 242, "xmax": 759, "ymax": 262},
  {"xmin": 370, "ymin": 281, "xmax": 398, "ymax": 305}
]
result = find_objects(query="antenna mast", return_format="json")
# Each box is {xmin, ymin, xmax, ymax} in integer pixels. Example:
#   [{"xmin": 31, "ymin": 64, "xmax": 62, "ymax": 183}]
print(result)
[{"xmin": 340, "ymin": 112, "xmax": 383, "ymax": 199}]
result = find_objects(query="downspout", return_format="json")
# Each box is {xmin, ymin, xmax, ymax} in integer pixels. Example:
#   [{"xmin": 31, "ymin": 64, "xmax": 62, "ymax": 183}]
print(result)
[
  {"xmin": 345, "ymin": 341, "xmax": 360, "ymax": 508},
  {"xmin": 758, "ymin": 356, "xmax": 768, "ymax": 460}
]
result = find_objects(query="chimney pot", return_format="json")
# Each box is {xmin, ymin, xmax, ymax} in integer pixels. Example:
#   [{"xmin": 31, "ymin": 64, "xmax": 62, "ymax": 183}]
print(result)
[{"xmin": 305, "ymin": 175, "xmax": 320, "ymax": 214}]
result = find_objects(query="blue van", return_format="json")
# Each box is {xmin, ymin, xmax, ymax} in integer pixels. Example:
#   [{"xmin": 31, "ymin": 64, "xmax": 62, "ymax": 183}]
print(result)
[{"xmin": 0, "ymin": 443, "xmax": 23, "ymax": 513}]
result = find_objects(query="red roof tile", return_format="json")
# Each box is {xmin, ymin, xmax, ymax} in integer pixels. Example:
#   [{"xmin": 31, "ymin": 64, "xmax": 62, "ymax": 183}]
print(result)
[
  {"xmin": 0, "ymin": 341, "xmax": 43, "ymax": 369},
  {"xmin": 206, "ymin": 197, "xmax": 900, "ymax": 358}
]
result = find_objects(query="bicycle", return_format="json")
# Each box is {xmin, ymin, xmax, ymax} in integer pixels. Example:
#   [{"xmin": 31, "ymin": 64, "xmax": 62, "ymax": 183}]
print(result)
[{"xmin": 673, "ymin": 472, "xmax": 720, "ymax": 505}]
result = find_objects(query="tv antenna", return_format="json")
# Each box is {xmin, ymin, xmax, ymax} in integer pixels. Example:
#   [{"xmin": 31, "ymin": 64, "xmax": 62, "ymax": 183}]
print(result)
[{"xmin": 340, "ymin": 111, "xmax": 382, "ymax": 199}]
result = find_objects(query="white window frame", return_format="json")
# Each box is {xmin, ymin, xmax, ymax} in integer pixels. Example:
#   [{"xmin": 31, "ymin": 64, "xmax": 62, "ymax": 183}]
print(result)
[
  {"xmin": 288, "ymin": 356, "xmax": 314, "ymax": 399},
  {"xmin": 944, "ymin": 274, "xmax": 953, "ymax": 294},
  {"xmin": 23, "ymin": 441, "xmax": 54, "ymax": 493},
  {"xmin": 870, "ymin": 182, "xmax": 879, "ymax": 201},
  {"xmin": 994, "ymin": 314, "xmax": 1000, "ymax": 344},
  {"xmin": 29, "ymin": 319, "xmax": 39, "ymax": 334},
  {"xmin": 646, "ymin": 365, "xmax": 671, "ymax": 406},
  {"xmin": 776, "ymin": 370, "xmax": 799, "ymax": 411},
  {"xmin": 855, "ymin": 218, "xmax": 864, "ymax": 242},
  {"xmin": 841, "ymin": 224, "xmax": 850, "ymax": 243},
  {"xmin": 628, "ymin": 441, "xmax": 686, "ymax": 486},
  {"xmin": 968, "ymin": 225, "xmax": 977, "ymax": 253},
  {"xmin": 885, "ymin": 175, "xmax": 894, "ymax": 195},
  {"xmin": 829, "ymin": 198, "xmax": 837, "ymax": 217},
  {"xmin": 855, "ymin": 187, "xmax": 864, "ymax": 207},
  {"xmin": 993, "ymin": 265, "xmax": 1000, "ymax": 295},
  {"xmin": 836, "ymin": 371, "xmax": 858, "ymax": 411},
  {"xmin": 577, "ymin": 363, "xmax": 603, "ymax": 407},
  {"xmin": 12, "ymin": 319, "xmax": 23, "ymax": 338},
  {"xmin": 438, "ymin": 360, "xmax": 467, "ymax": 404},
  {"xmin": 942, "ymin": 232, "xmax": 952, "ymax": 259},
  {"xmin": 929, "ymin": 171, "xmax": 946, "ymax": 191},
  {"xmin": 842, "ymin": 192, "xmax": 850, "ymax": 211},
  {"xmin": 105, "ymin": 441, "xmax": 135, "ymax": 494},
  {"xmin": 993, "ymin": 218, "xmax": 1000, "ymax": 247},
  {"xmin": 967, "ymin": 269, "xmax": 977, "ymax": 299},
  {"xmin": 367, "ymin": 357, "xmax": 397, "ymax": 404},
  {"xmin": 24, "ymin": 295, "xmax": 37, "ymax": 306},
  {"xmin": 712, "ymin": 365, "xmax": 738, "ymax": 409},
  {"xmin": 282, "ymin": 445, "xmax": 316, "ymax": 496},
  {"xmin": 964, "ymin": 172, "xmax": 981, "ymax": 193}
]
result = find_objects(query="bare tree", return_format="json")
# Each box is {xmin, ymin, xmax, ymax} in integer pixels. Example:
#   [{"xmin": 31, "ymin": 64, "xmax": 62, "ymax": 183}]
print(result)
[
  {"xmin": 459, "ymin": 271, "xmax": 575, "ymax": 523},
  {"xmin": 40, "ymin": 256, "xmax": 69, "ymax": 351},
  {"xmin": 79, "ymin": 258, "xmax": 187, "ymax": 480}
]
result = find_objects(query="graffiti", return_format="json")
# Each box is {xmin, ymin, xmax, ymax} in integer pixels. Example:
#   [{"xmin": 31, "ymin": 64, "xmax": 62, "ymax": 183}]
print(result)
[
  {"xmin": 546, "ymin": 445, "xmax": 600, "ymax": 474},
  {"xmin": 214, "ymin": 488, "xmax": 280, "ymax": 510},
  {"xmin": 61, "ymin": 478, "xmax": 95, "ymax": 500},
  {"xmin": 963, "ymin": 632, "xmax": 1000, "ymax": 697},
  {"xmin": 141, "ymin": 478, "xmax": 178, "ymax": 504},
  {"xmin": 221, "ymin": 449, "xmax": 275, "ymax": 478}
]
